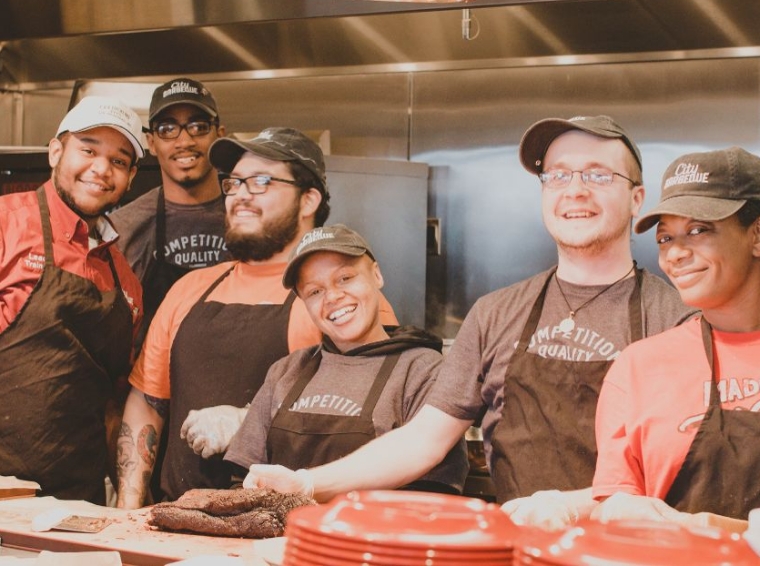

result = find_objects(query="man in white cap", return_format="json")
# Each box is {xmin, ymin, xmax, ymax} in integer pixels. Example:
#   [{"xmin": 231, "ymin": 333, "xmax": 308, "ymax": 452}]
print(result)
[{"xmin": 0, "ymin": 95, "xmax": 145, "ymax": 504}]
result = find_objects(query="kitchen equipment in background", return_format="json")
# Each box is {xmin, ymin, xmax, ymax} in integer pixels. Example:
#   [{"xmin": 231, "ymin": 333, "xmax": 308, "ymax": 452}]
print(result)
[
  {"xmin": 282, "ymin": 490, "xmax": 519, "ymax": 565},
  {"xmin": 515, "ymin": 518, "xmax": 759, "ymax": 565}
]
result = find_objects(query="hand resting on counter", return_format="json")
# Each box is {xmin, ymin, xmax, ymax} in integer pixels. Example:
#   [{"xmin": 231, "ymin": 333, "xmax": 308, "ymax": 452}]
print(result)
[
  {"xmin": 244, "ymin": 465, "xmax": 314, "ymax": 498},
  {"xmin": 502, "ymin": 488, "xmax": 598, "ymax": 531},
  {"xmin": 591, "ymin": 492, "xmax": 693, "ymax": 524}
]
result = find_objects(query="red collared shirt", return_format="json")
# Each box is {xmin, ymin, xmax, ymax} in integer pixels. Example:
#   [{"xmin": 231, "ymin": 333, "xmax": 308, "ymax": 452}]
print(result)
[{"xmin": 0, "ymin": 180, "xmax": 143, "ymax": 335}]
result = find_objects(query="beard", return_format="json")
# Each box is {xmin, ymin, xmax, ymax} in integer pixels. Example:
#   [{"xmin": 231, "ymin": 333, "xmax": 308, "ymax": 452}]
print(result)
[
  {"xmin": 225, "ymin": 198, "xmax": 301, "ymax": 262},
  {"xmin": 53, "ymin": 164, "xmax": 108, "ymax": 221}
]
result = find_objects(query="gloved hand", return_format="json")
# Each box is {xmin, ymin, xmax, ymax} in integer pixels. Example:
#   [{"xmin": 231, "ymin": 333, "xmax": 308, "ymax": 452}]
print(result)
[
  {"xmin": 502, "ymin": 490, "xmax": 581, "ymax": 531},
  {"xmin": 180, "ymin": 405, "xmax": 248, "ymax": 459},
  {"xmin": 244, "ymin": 465, "xmax": 314, "ymax": 498},
  {"xmin": 591, "ymin": 492, "xmax": 689, "ymax": 524}
]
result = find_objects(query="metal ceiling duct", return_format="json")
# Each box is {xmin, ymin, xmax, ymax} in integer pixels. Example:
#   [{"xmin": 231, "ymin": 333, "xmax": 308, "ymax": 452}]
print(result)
[{"xmin": 1, "ymin": 0, "xmax": 759, "ymax": 90}]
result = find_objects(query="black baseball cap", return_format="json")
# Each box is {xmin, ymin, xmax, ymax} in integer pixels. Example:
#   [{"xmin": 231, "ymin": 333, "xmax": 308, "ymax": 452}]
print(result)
[
  {"xmin": 283, "ymin": 224, "xmax": 375, "ymax": 290},
  {"xmin": 519, "ymin": 115, "xmax": 643, "ymax": 175},
  {"xmin": 635, "ymin": 146, "xmax": 760, "ymax": 233},
  {"xmin": 149, "ymin": 78, "xmax": 218, "ymax": 122},
  {"xmin": 209, "ymin": 127, "xmax": 327, "ymax": 192}
]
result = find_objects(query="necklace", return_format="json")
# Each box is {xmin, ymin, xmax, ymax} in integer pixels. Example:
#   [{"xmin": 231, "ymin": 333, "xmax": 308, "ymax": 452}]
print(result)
[{"xmin": 555, "ymin": 263, "xmax": 636, "ymax": 333}]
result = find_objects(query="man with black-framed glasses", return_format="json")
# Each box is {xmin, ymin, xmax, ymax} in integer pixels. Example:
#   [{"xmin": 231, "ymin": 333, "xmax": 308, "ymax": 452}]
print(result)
[
  {"xmin": 109, "ymin": 78, "xmax": 231, "ymax": 356},
  {"xmin": 116, "ymin": 127, "xmax": 397, "ymax": 508}
]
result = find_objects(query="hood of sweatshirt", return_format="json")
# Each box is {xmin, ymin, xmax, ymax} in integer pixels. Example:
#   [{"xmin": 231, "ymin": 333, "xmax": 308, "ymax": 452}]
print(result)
[{"xmin": 321, "ymin": 325, "xmax": 443, "ymax": 356}]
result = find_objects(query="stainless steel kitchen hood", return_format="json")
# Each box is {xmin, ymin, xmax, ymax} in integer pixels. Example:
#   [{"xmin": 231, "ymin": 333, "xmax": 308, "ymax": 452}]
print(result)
[{"xmin": 2, "ymin": 0, "xmax": 759, "ymax": 90}]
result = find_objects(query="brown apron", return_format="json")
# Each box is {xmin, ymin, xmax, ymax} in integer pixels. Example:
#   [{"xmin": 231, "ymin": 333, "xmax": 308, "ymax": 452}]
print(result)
[
  {"xmin": 139, "ymin": 188, "xmax": 192, "ymax": 501},
  {"xmin": 134, "ymin": 187, "xmax": 192, "ymax": 354},
  {"xmin": 162, "ymin": 265, "xmax": 296, "ymax": 500},
  {"xmin": 490, "ymin": 267, "xmax": 643, "ymax": 503},
  {"xmin": 0, "ymin": 187, "xmax": 132, "ymax": 504},
  {"xmin": 664, "ymin": 316, "xmax": 760, "ymax": 519},
  {"xmin": 266, "ymin": 351, "xmax": 401, "ymax": 469}
]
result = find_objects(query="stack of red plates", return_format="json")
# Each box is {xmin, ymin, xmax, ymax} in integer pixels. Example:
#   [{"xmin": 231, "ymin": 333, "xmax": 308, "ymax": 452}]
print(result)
[
  {"xmin": 282, "ymin": 490, "xmax": 519, "ymax": 565},
  {"xmin": 515, "ymin": 519, "xmax": 759, "ymax": 565}
]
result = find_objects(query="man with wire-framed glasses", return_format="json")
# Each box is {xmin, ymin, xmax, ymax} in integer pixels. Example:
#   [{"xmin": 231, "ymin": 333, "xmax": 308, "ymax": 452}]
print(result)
[
  {"xmin": 116, "ymin": 127, "xmax": 397, "ymax": 508},
  {"xmin": 109, "ymin": 78, "xmax": 231, "ymax": 356},
  {"xmin": 242, "ymin": 116, "xmax": 697, "ymax": 532}
]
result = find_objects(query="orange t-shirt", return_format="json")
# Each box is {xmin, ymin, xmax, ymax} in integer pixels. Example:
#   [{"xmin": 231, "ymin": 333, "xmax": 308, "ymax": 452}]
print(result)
[{"xmin": 129, "ymin": 260, "xmax": 397, "ymax": 399}]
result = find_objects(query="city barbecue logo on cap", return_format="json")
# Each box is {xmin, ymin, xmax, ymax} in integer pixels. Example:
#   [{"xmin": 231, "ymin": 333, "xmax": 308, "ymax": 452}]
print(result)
[
  {"xmin": 149, "ymin": 78, "xmax": 218, "ymax": 121},
  {"xmin": 634, "ymin": 146, "xmax": 760, "ymax": 233},
  {"xmin": 282, "ymin": 224, "xmax": 374, "ymax": 290}
]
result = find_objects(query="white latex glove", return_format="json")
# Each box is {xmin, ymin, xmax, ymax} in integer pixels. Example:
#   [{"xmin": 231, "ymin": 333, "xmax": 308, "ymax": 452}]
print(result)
[
  {"xmin": 180, "ymin": 405, "xmax": 248, "ymax": 459},
  {"xmin": 244, "ymin": 464, "xmax": 314, "ymax": 498},
  {"xmin": 502, "ymin": 490, "xmax": 580, "ymax": 531},
  {"xmin": 591, "ymin": 492, "xmax": 691, "ymax": 524}
]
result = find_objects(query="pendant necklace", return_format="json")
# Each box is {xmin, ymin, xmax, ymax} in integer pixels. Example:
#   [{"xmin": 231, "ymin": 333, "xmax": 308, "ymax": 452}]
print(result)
[{"xmin": 555, "ymin": 263, "xmax": 636, "ymax": 333}]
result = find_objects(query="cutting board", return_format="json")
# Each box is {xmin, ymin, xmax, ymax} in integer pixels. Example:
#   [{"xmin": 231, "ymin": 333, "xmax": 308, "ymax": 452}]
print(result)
[{"xmin": 0, "ymin": 497, "xmax": 268, "ymax": 565}]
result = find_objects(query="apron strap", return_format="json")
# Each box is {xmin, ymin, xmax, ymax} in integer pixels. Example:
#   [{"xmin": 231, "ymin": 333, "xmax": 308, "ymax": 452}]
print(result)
[
  {"xmin": 699, "ymin": 315, "xmax": 721, "ymax": 408},
  {"xmin": 279, "ymin": 348, "xmax": 323, "ymax": 411},
  {"xmin": 36, "ymin": 186, "xmax": 123, "ymax": 289},
  {"xmin": 36, "ymin": 186, "xmax": 55, "ymax": 268},
  {"xmin": 359, "ymin": 352, "xmax": 402, "ymax": 419},
  {"xmin": 515, "ymin": 269, "xmax": 556, "ymax": 352},
  {"xmin": 198, "ymin": 264, "xmax": 237, "ymax": 302},
  {"xmin": 154, "ymin": 186, "xmax": 168, "ymax": 264},
  {"xmin": 629, "ymin": 261, "xmax": 644, "ymax": 342}
]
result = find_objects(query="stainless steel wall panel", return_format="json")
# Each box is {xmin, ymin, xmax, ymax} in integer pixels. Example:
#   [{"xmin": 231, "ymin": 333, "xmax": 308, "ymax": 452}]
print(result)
[
  {"xmin": 3, "ymin": 57, "xmax": 760, "ymax": 338},
  {"xmin": 412, "ymin": 58, "xmax": 760, "ymax": 335}
]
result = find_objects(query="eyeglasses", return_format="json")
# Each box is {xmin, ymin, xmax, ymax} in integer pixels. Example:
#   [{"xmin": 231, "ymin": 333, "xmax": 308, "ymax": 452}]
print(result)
[
  {"xmin": 539, "ymin": 168, "xmax": 639, "ymax": 189},
  {"xmin": 152, "ymin": 120, "xmax": 217, "ymax": 140},
  {"xmin": 220, "ymin": 174, "xmax": 300, "ymax": 196}
]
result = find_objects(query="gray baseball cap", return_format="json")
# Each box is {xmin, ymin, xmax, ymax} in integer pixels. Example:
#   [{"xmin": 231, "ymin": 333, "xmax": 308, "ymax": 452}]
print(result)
[
  {"xmin": 209, "ymin": 127, "xmax": 327, "ymax": 192},
  {"xmin": 283, "ymin": 224, "xmax": 375, "ymax": 290},
  {"xmin": 519, "ymin": 115, "xmax": 642, "ymax": 175},
  {"xmin": 635, "ymin": 146, "xmax": 760, "ymax": 234}
]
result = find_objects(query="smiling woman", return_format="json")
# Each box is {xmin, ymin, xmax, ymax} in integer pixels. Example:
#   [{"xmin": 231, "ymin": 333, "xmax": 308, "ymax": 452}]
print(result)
[
  {"xmin": 592, "ymin": 146, "xmax": 760, "ymax": 524},
  {"xmin": 225, "ymin": 224, "xmax": 469, "ymax": 497}
]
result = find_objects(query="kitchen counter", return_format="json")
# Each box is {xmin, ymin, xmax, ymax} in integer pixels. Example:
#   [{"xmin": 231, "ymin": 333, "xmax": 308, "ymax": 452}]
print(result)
[{"xmin": 0, "ymin": 497, "xmax": 271, "ymax": 565}]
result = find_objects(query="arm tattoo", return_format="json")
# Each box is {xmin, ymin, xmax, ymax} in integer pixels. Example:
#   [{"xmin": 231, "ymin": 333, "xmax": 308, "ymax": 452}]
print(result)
[
  {"xmin": 137, "ymin": 425, "xmax": 158, "ymax": 468},
  {"xmin": 117, "ymin": 422, "xmax": 137, "ymax": 476},
  {"xmin": 144, "ymin": 393, "xmax": 170, "ymax": 420}
]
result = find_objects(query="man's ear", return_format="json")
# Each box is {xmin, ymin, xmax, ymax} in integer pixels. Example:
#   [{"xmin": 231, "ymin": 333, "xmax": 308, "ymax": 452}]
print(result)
[
  {"xmin": 145, "ymin": 132, "xmax": 159, "ymax": 157},
  {"xmin": 48, "ymin": 138, "xmax": 63, "ymax": 168},
  {"xmin": 372, "ymin": 261, "xmax": 384, "ymax": 289},
  {"xmin": 300, "ymin": 188, "xmax": 322, "ymax": 219},
  {"xmin": 630, "ymin": 184, "xmax": 646, "ymax": 217},
  {"xmin": 751, "ymin": 217, "xmax": 760, "ymax": 259}
]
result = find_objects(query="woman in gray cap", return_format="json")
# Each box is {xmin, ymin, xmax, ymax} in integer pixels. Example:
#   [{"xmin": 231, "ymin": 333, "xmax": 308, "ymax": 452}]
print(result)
[
  {"xmin": 592, "ymin": 146, "xmax": 760, "ymax": 524},
  {"xmin": 226, "ymin": 224, "xmax": 468, "ymax": 496}
]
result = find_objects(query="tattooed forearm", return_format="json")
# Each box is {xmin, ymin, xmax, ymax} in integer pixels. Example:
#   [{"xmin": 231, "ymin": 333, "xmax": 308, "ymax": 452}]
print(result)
[{"xmin": 144, "ymin": 393, "xmax": 170, "ymax": 420}]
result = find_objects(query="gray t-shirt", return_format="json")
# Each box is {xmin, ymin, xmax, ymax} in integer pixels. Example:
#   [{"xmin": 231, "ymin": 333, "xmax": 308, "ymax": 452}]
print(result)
[
  {"xmin": 226, "ymin": 346, "xmax": 470, "ymax": 493},
  {"xmin": 426, "ymin": 267, "xmax": 698, "ymax": 471},
  {"xmin": 108, "ymin": 186, "xmax": 230, "ymax": 282}
]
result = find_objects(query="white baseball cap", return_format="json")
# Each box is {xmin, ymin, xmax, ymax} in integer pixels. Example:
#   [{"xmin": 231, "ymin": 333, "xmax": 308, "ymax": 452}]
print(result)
[{"xmin": 56, "ymin": 95, "xmax": 145, "ymax": 159}]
